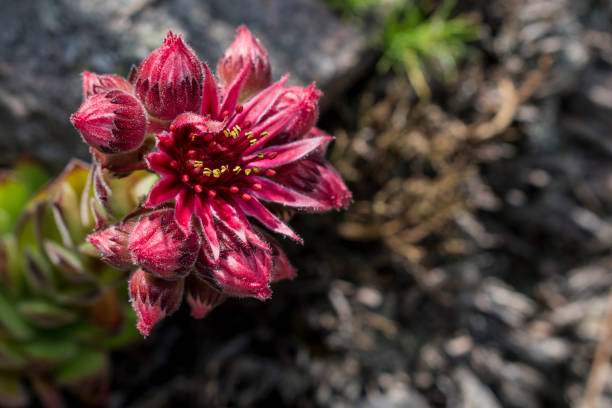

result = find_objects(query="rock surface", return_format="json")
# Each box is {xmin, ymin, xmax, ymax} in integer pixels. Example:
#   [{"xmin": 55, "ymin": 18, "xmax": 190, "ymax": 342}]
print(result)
[{"xmin": 0, "ymin": 0, "xmax": 367, "ymax": 168}]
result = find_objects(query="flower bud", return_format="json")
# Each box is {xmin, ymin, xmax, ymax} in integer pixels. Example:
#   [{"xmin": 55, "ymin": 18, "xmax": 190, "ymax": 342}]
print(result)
[
  {"xmin": 195, "ymin": 228, "xmax": 272, "ymax": 300},
  {"xmin": 81, "ymin": 71, "xmax": 133, "ymax": 101},
  {"xmin": 128, "ymin": 268, "xmax": 184, "ymax": 337},
  {"xmin": 128, "ymin": 209, "xmax": 200, "ymax": 280},
  {"xmin": 217, "ymin": 25, "xmax": 271, "ymax": 97},
  {"xmin": 264, "ymin": 84, "xmax": 322, "ymax": 141},
  {"xmin": 87, "ymin": 221, "xmax": 135, "ymax": 270},
  {"xmin": 71, "ymin": 89, "xmax": 147, "ymax": 154},
  {"xmin": 135, "ymin": 31, "xmax": 202, "ymax": 120},
  {"xmin": 185, "ymin": 275, "xmax": 226, "ymax": 319}
]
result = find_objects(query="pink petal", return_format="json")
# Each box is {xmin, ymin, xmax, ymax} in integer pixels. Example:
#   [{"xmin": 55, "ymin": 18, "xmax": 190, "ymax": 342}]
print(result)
[
  {"xmin": 145, "ymin": 176, "xmax": 181, "ymax": 207},
  {"xmin": 175, "ymin": 189, "xmax": 195, "ymax": 235},
  {"xmin": 200, "ymin": 63, "xmax": 220, "ymax": 120},
  {"xmin": 227, "ymin": 200, "xmax": 270, "ymax": 250},
  {"xmin": 230, "ymin": 74, "xmax": 288, "ymax": 128},
  {"xmin": 243, "ymin": 107, "xmax": 299, "ymax": 154},
  {"xmin": 233, "ymin": 196, "xmax": 302, "ymax": 243},
  {"xmin": 194, "ymin": 196, "xmax": 220, "ymax": 263},
  {"xmin": 155, "ymin": 131, "xmax": 175, "ymax": 155},
  {"xmin": 308, "ymin": 127, "xmax": 334, "ymax": 155},
  {"xmin": 210, "ymin": 199, "xmax": 249, "ymax": 244},
  {"xmin": 243, "ymin": 136, "xmax": 333, "ymax": 169},
  {"xmin": 249, "ymin": 176, "xmax": 326, "ymax": 209},
  {"xmin": 219, "ymin": 61, "xmax": 251, "ymax": 118},
  {"xmin": 145, "ymin": 152, "xmax": 175, "ymax": 175}
]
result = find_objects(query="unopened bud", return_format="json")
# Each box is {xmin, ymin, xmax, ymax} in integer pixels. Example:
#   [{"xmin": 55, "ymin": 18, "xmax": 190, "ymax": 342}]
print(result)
[
  {"xmin": 135, "ymin": 31, "xmax": 203, "ymax": 120},
  {"xmin": 266, "ymin": 84, "xmax": 322, "ymax": 141},
  {"xmin": 217, "ymin": 25, "xmax": 271, "ymax": 97},
  {"xmin": 195, "ymin": 228, "xmax": 272, "ymax": 300},
  {"xmin": 128, "ymin": 268, "xmax": 184, "ymax": 337},
  {"xmin": 88, "ymin": 221, "xmax": 135, "ymax": 270},
  {"xmin": 128, "ymin": 209, "xmax": 200, "ymax": 280},
  {"xmin": 71, "ymin": 90, "xmax": 147, "ymax": 154},
  {"xmin": 81, "ymin": 71, "xmax": 133, "ymax": 101},
  {"xmin": 185, "ymin": 275, "xmax": 226, "ymax": 319}
]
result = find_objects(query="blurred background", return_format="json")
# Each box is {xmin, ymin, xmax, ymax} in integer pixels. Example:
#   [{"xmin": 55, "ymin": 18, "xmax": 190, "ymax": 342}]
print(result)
[{"xmin": 2, "ymin": 0, "xmax": 612, "ymax": 407}]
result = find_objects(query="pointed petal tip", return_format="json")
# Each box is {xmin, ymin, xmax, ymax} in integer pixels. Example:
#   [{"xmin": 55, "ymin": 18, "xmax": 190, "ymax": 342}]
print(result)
[
  {"xmin": 69, "ymin": 112, "xmax": 79, "ymax": 127},
  {"xmin": 189, "ymin": 306, "xmax": 211, "ymax": 319},
  {"xmin": 136, "ymin": 320, "xmax": 152, "ymax": 337},
  {"xmin": 256, "ymin": 287, "xmax": 273, "ymax": 300}
]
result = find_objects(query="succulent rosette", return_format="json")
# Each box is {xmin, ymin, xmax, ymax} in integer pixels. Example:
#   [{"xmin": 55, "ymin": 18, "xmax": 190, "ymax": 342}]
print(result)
[
  {"xmin": 72, "ymin": 26, "xmax": 351, "ymax": 336},
  {"xmin": 0, "ymin": 161, "xmax": 141, "ymax": 407}
]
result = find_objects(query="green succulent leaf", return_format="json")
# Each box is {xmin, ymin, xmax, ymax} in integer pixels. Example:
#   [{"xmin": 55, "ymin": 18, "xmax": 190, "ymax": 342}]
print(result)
[
  {"xmin": 0, "ymin": 174, "xmax": 29, "ymax": 235},
  {"xmin": 0, "ymin": 237, "xmax": 25, "ymax": 294},
  {"xmin": 23, "ymin": 248, "xmax": 55, "ymax": 294},
  {"xmin": 54, "ymin": 285, "xmax": 103, "ymax": 307},
  {"xmin": 20, "ymin": 338, "xmax": 78, "ymax": 365},
  {"xmin": 103, "ymin": 169, "xmax": 156, "ymax": 221},
  {"xmin": 0, "ymin": 340, "xmax": 27, "ymax": 370},
  {"xmin": 55, "ymin": 349, "xmax": 108, "ymax": 386},
  {"xmin": 43, "ymin": 240, "xmax": 94, "ymax": 285},
  {"xmin": 0, "ymin": 292, "xmax": 33, "ymax": 340},
  {"xmin": 17, "ymin": 300, "xmax": 79, "ymax": 329},
  {"xmin": 13, "ymin": 161, "xmax": 49, "ymax": 196},
  {"xmin": 53, "ymin": 181, "xmax": 86, "ymax": 246}
]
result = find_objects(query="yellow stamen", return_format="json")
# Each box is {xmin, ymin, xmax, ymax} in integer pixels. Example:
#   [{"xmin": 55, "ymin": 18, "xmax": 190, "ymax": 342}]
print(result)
[
  {"xmin": 244, "ymin": 169, "xmax": 252, "ymax": 176},
  {"xmin": 260, "ymin": 131, "xmax": 269, "ymax": 138},
  {"xmin": 193, "ymin": 161, "xmax": 203, "ymax": 167},
  {"xmin": 203, "ymin": 168, "xmax": 212, "ymax": 176}
]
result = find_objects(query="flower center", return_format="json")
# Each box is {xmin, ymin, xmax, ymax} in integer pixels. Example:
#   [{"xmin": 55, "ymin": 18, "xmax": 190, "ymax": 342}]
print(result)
[{"xmin": 171, "ymin": 107, "xmax": 274, "ymax": 198}]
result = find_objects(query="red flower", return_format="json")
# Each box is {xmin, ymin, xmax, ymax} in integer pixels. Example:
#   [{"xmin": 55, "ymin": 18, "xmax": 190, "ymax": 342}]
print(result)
[
  {"xmin": 144, "ymin": 72, "xmax": 337, "ymax": 255},
  {"xmin": 142, "ymin": 27, "xmax": 350, "ymax": 291},
  {"xmin": 74, "ymin": 27, "xmax": 352, "ymax": 336}
]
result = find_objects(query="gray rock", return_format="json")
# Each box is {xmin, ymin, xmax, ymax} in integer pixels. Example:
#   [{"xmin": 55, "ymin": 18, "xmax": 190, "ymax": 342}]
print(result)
[
  {"xmin": 0, "ymin": 0, "xmax": 368, "ymax": 168},
  {"xmin": 454, "ymin": 367, "xmax": 502, "ymax": 408}
]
